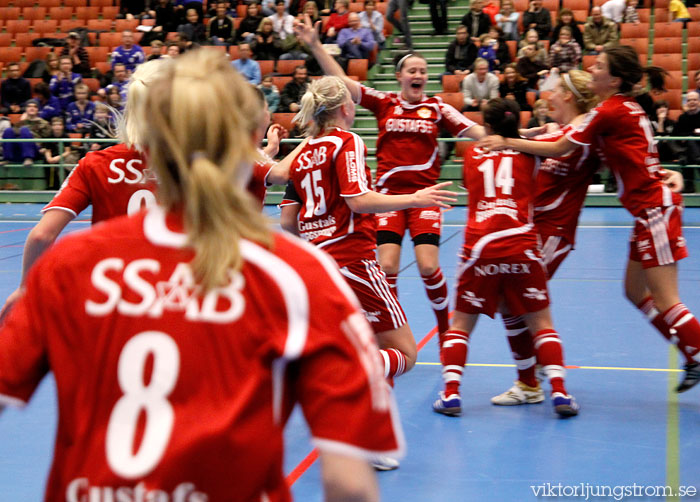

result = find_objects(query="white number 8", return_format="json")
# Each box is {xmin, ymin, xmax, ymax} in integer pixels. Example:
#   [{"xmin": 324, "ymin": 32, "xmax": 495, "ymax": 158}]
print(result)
[{"xmin": 106, "ymin": 331, "xmax": 180, "ymax": 479}]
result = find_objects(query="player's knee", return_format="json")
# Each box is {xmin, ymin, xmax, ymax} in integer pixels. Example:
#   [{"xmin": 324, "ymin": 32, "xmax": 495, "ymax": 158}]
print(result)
[{"xmin": 417, "ymin": 262, "xmax": 438, "ymax": 277}]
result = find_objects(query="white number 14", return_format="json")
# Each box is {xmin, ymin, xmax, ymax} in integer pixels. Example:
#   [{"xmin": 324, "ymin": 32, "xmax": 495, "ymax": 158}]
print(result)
[{"xmin": 477, "ymin": 157, "xmax": 514, "ymax": 197}]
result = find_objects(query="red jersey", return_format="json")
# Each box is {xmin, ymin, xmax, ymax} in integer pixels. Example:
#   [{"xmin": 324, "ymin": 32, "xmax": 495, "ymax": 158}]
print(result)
[
  {"xmin": 534, "ymin": 124, "xmax": 600, "ymax": 243},
  {"xmin": 462, "ymin": 145, "xmax": 539, "ymax": 259},
  {"xmin": 0, "ymin": 207, "xmax": 403, "ymax": 502},
  {"xmin": 566, "ymin": 94, "xmax": 680, "ymax": 216},
  {"xmin": 43, "ymin": 144, "xmax": 156, "ymax": 224},
  {"xmin": 287, "ymin": 128, "xmax": 376, "ymax": 266},
  {"xmin": 358, "ymin": 85, "xmax": 476, "ymax": 194}
]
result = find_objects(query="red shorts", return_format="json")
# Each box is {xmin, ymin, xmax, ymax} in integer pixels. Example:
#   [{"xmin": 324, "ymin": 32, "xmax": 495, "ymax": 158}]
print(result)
[
  {"xmin": 455, "ymin": 249, "xmax": 550, "ymax": 318},
  {"xmin": 540, "ymin": 234, "xmax": 573, "ymax": 279},
  {"xmin": 376, "ymin": 206, "xmax": 442, "ymax": 239},
  {"xmin": 339, "ymin": 259, "xmax": 407, "ymax": 333},
  {"xmin": 629, "ymin": 205, "xmax": 688, "ymax": 269}
]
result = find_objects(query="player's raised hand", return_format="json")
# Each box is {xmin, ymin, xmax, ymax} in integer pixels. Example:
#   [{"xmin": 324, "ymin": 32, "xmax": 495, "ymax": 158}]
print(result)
[
  {"xmin": 413, "ymin": 181, "xmax": 458, "ymax": 209},
  {"xmin": 294, "ymin": 14, "xmax": 321, "ymax": 46},
  {"xmin": 478, "ymin": 135, "xmax": 507, "ymax": 151}
]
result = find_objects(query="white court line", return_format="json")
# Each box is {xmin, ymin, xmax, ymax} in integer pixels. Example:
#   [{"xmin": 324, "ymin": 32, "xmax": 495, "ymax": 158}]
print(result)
[{"xmin": 442, "ymin": 224, "xmax": 700, "ymax": 229}]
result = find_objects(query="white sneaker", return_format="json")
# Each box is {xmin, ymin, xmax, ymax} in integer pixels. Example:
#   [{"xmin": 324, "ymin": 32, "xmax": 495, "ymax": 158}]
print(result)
[
  {"xmin": 491, "ymin": 380, "xmax": 545, "ymax": 406},
  {"xmin": 371, "ymin": 455, "xmax": 400, "ymax": 471}
]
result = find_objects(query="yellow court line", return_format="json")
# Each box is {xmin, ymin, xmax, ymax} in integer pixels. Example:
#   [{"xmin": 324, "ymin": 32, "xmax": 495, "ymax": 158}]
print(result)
[
  {"xmin": 666, "ymin": 347, "xmax": 680, "ymax": 502},
  {"xmin": 415, "ymin": 362, "xmax": 683, "ymax": 372}
]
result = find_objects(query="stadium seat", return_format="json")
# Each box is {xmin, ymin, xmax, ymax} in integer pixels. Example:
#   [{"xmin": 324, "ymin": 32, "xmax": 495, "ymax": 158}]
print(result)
[
  {"xmin": 92, "ymin": 0, "xmax": 116, "ymax": 6},
  {"xmin": 668, "ymin": 109, "xmax": 682, "ymax": 121},
  {"xmin": 0, "ymin": 33, "xmax": 12, "ymax": 47},
  {"xmin": 101, "ymin": 6, "xmax": 119, "ymax": 19},
  {"xmin": 506, "ymin": 40, "xmax": 517, "ymax": 60},
  {"xmin": 526, "ymin": 91, "xmax": 536, "ymax": 107},
  {"xmin": 349, "ymin": 3, "xmax": 364, "ymax": 12},
  {"xmin": 651, "ymin": 53, "xmax": 682, "ymax": 71},
  {"xmin": 87, "ymin": 19, "xmax": 113, "ymax": 32},
  {"xmin": 688, "ymin": 37, "xmax": 700, "ymax": 56},
  {"xmin": 60, "ymin": 20, "xmax": 84, "ymax": 33},
  {"xmin": 5, "ymin": 20, "xmax": 31, "ymax": 35},
  {"xmin": 0, "ymin": 47, "xmax": 23, "ymax": 64},
  {"xmin": 621, "ymin": 37, "xmax": 649, "ymax": 57},
  {"xmin": 276, "ymin": 59, "xmax": 305, "ymax": 75},
  {"xmin": 76, "ymin": 6, "xmax": 100, "ymax": 20},
  {"xmin": 24, "ymin": 46, "xmax": 52, "ymax": 62},
  {"xmin": 542, "ymin": 0, "xmax": 558, "ymax": 11},
  {"xmin": 663, "ymin": 71, "xmax": 683, "ymax": 90},
  {"xmin": 48, "ymin": 7, "xmax": 73, "ymax": 20},
  {"xmin": 271, "ymin": 113, "xmax": 296, "ymax": 132},
  {"xmin": 115, "ymin": 19, "xmax": 139, "ymax": 32},
  {"xmin": 436, "ymin": 92, "xmax": 464, "ymax": 111},
  {"xmin": 383, "ymin": 20, "xmax": 393, "ymax": 37},
  {"xmin": 22, "ymin": 7, "xmax": 46, "ymax": 20},
  {"xmin": 64, "ymin": 0, "xmax": 85, "ymax": 6},
  {"xmin": 654, "ymin": 8, "xmax": 668, "ymax": 21},
  {"xmin": 0, "ymin": 0, "xmax": 11, "ymax": 7},
  {"xmin": 271, "ymin": 76, "xmax": 292, "ymax": 89},
  {"xmin": 0, "ymin": 7, "xmax": 20, "ymax": 19},
  {"xmin": 520, "ymin": 111, "xmax": 532, "ymax": 128},
  {"xmin": 100, "ymin": 32, "xmax": 122, "ymax": 48},
  {"xmin": 41, "ymin": 0, "xmax": 62, "ymax": 7},
  {"xmin": 442, "ymin": 74, "xmax": 465, "ymax": 93},
  {"xmin": 688, "ymin": 54, "xmax": 700, "ymax": 73},
  {"xmin": 237, "ymin": 4, "xmax": 247, "ymax": 17},
  {"xmin": 513, "ymin": 0, "xmax": 528, "ymax": 11},
  {"xmin": 654, "ymin": 0, "xmax": 669, "ymax": 8},
  {"xmin": 636, "ymin": 8, "xmax": 651, "ymax": 22},
  {"xmin": 141, "ymin": 19, "xmax": 156, "ymax": 26},
  {"xmin": 592, "ymin": 0, "xmax": 605, "ymax": 6},
  {"xmin": 258, "ymin": 59, "xmax": 275, "ymax": 76},
  {"xmin": 44, "ymin": 33, "xmax": 68, "ymax": 40},
  {"xmin": 571, "ymin": 10, "xmax": 587, "ymax": 22},
  {"xmin": 33, "ymin": 20, "xmax": 58, "ymax": 34},
  {"xmin": 654, "ymin": 22, "xmax": 682, "ymax": 38},
  {"xmin": 688, "ymin": 7, "xmax": 700, "ymax": 19},
  {"xmin": 347, "ymin": 59, "xmax": 368, "ymax": 81},
  {"xmin": 14, "ymin": 0, "xmax": 35, "ymax": 7},
  {"xmin": 83, "ymin": 77, "xmax": 100, "ymax": 93},
  {"xmin": 95, "ymin": 61, "xmax": 110, "ymax": 74},
  {"xmin": 654, "ymin": 89, "xmax": 681, "ymax": 110},
  {"xmin": 620, "ymin": 22, "xmax": 649, "ymax": 38},
  {"xmin": 652, "ymin": 37, "xmax": 682, "ymax": 54},
  {"xmin": 687, "ymin": 22, "xmax": 700, "ymax": 37},
  {"xmin": 562, "ymin": 0, "xmax": 588, "ymax": 10},
  {"xmin": 14, "ymin": 33, "xmax": 39, "ymax": 47},
  {"xmin": 85, "ymin": 46, "xmax": 109, "ymax": 67},
  {"xmin": 228, "ymin": 45, "xmax": 240, "ymax": 60}
]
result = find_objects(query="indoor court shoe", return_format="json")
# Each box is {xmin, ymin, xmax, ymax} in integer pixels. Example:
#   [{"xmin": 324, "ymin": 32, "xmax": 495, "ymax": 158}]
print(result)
[
  {"xmin": 676, "ymin": 362, "xmax": 700, "ymax": 393},
  {"xmin": 371, "ymin": 455, "xmax": 400, "ymax": 471},
  {"xmin": 432, "ymin": 391, "xmax": 462, "ymax": 416},
  {"xmin": 491, "ymin": 380, "xmax": 545, "ymax": 406},
  {"xmin": 551, "ymin": 392, "xmax": 579, "ymax": 417}
]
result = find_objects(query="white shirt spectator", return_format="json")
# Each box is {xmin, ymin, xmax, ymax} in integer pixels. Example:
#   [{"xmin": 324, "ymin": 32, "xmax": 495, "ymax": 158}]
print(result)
[
  {"xmin": 359, "ymin": 10, "xmax": 385, "ymax": 44},
  {"xmin": 268, "ymin": 11, "xmax": 295, "ymax": 39},
  {"xmin": 601, "ymin": 0, "xmax": 626, "ymax": 23}
]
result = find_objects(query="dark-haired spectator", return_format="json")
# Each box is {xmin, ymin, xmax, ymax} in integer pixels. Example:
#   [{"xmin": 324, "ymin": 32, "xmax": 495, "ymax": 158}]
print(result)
[
  {"xmin": 445, "ymin": 25, "xmax": 478, "ymax": 75},
  {"xmin": 252, "ymin": 18, "xmax": 283, "ymax": 60},
  {"xmin": 237, "ymin": 3, "xmax": 264, "ymax": 42},
  {"xmin": 460, "ymin": 0, "xmax": 492, "ymax": 42},
  {"xmin": 623, "ymin": 0, "xmax": 640, "ymax": 23},
  {"xmin": 174, "ymin": 0, "xmax": 204, "ymax": 22},
  {"xmin": 209, "ymin": 3, "xmax": 236, "ymax": 45},
  {"xmin": 65, "ymin": 84, "xmax": 95, "ymax": 135},
  {"xmin": 601, "ymin": 0, "xmax": 626, "ymax": 23},
  {"xmin": 487, "ymin": 26, "xmax": 511, "ymax": 72},
  {"xmin": 97, "ymin": 63, "xmax": 130, "ymax": 101},
  {"xmin": 88, "ymin": 103, "xmax": 113, "ymax": 151},
  {"xmin": 166, "ymin": 41, "xmax": 181, "ymax": 58},
  {"xmin": 59, "ymin": 33, "xmax": 90, "ymax": 77},
  {"xmin": 120, "ymin": 0, "xmax": 147, "ymax": 19},
  {"xmin": 41, "ymin": 117, "xmax": 77, "ymax": 189},
  {"xmin": 526, "ymin": 98, "xmax": 555, "ymax": 127},
  {"xmin": 111, "ymin": 30, "xmax": 145, "ymax": 72},
  {"xmin": 260, "ymin": 0, "xmax": 284, "ymax": 17},
  {"xmin": 461, "ymin": 58, "xmax": 499, "ymax": 111},
  {"xmin": 583, "ymin": 7, "xmax": 618, "ymax": 54},
  {"xmin": 550, "ymin": 8, "xmax": 584, "ymax": 50},
  {"xmin": 522, "ymin": 0, "xmax": 551, "ymax": 40},
  {"xmin": 258, "ymin": 74, "xmax": 281, "ymax": 113},
  {"xmin": 518, "ymin": 30, "xmax": 547, "ymax": 65},
  {"xmin": 428, "ymin": 0, "xmax": 448, "ymax": 36},
  {"xmin": 145, "ymin": 0, "xmax": 180, "ymax": 43},
  {"xmin": 324, "ymin": 0, "xmax": 350, "ymax": 42},
  {"xmin": 359, "ymin": 0, "xmax": 385, "ymax": 49},
  {"xmin": 49, "ymin": 56, "xmax": 82, "ymax": 112},
  {"xmin": 232, "ymin": 43, "xmax": 262, "ymax": 84},
  {"xmin": 548, "ymin": 26, "xmax": 581, "ymax": 73},
  {"xmin": 672, "ymin": 91, "xmax": 700, "ymax": 191},
  {"xmin": 105, "ymin": 86, "xmax": 124, "ymax": 114},
  {"xmin": 516, "ymin": 42, "xmax": 549, "ymax": 88},
  {"xmin": 279, "ymin": 65, "xmax": 310, "ymax": 112},
  {"xmin": 1, "ymin": 100, "xmax": 50, "ymax": 166},
  {"xmin": 1, "ymin": 63, "xmax": 31, "ymax": 114},
  {"xmin": 386, "ymin": 0, "xmax": 412, "ymax": 48},
  {"xmin": 34, "ymin": 82, "xmax": 62, "ymax": 122},
  {"xmin": 147, "ymin": 40, "xmax": 166, "ymax": 60},
  {"xmin": 177, "ymin": 8, "xmax": 207, "ymax": 45},
  {"xmin": 499, "ymin": 63, "xmax": 530, "ymax": 111},
  {"xmin": 652, "ymin": 100, "xmax": 677, "ymax": 163},
  {"xmin": 337, "ymin": 12, "xmax": 376, "ymax": 65},
  {"xmin": 268, "ymin": 0, "xmax": 295, "ymax": 40},
  {"xmin": 495, "ymin": 0, "xmax": 520, "ymax": 41}
]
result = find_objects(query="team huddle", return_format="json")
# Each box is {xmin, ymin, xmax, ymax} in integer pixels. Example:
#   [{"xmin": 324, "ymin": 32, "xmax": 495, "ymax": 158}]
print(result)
[{"xmin": 0, "ymin": 14, "xmax": 698, "ymax": 502}]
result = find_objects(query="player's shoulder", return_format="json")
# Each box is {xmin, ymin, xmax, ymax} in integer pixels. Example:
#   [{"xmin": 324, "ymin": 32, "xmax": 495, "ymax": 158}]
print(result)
[{"xmin": 83, "ymin": 143, "xmax": 141, "ymax": 166}]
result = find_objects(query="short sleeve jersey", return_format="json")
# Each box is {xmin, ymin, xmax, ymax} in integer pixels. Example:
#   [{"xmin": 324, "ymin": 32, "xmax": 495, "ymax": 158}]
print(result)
[
  {"xmin": 0, "ymin": 207, "xmax": 403, "ymax": 502},
  {"xmin": 42, "ymin": 144, "xmax": 156, "ymax": 224},
  {"xmin": 358, "ymin": 85, "xmax": 476, "ymax": 194},
  {"xmin": 287, "ymin": 128, "xmax": 377, "ymax": 266},
  {"xmin": 247, "ymin": 155, "xmax": 275, "ymax": 209},
  {"xmin": 534, "ymin": 124, "xmax": 600, "ymax": 243},
  {"xmin": 462, "ymin": 145, "xmax": 539, "ymax": 258},
  {"xmin": 566, "ymin": 95, "xmax": 680, "ymax": 216}
]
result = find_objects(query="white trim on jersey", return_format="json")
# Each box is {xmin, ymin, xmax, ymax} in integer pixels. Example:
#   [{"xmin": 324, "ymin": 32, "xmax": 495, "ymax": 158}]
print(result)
[
  {"xmin": 143, "ymin": 205, "xmax": 188, "ymax": 248},
  {"xmin": 375, "ymin": 146, "xmax": 439, "ymax": 189},
  {"xmin": 541, "ymin": 235, "xmax": 573, "ymax": 267},
  {"xmin": 339, "ymin": 130, "xmax": 371, "ymax": 197},
  {"xmin": 535, "ymin": 190, "xmax": 569, "ymax": 213},
  {"xmin": 317, "ymin": 212, "xmax": 355, "ymax": 250},
  {"xmin": 309, "ymin": 133, "xmax": 343, "ymax": 162},
  {"xmin": 457, "ymin": 223, "xmax": 535, "ymax": 277},
  {"xmin": 41, "ymin": 206, "xmax": 78, "ymax": 218},
  {"xmin": 0, "ymin": 393, "xmax": 27, "ymax": 408}
]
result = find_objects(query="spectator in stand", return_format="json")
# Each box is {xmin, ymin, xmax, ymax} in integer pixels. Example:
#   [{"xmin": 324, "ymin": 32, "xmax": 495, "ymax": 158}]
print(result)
[
  {"xmin": 49, "ymin": 56, "xmax": 82, "ymax": 112},
  {"xmin": 120, "ymin": 0, "xmax": 147, "ymax": 19},
  {"xmin": 34, "ymin": 82, "xmax": 62, "ymax": 122},
  {"xmin": 0, "ymin": 63, "xmax": 31, "ymax": 115},
  {"xmin": 499, "ymin": 63, "xmax": 531, "ymax": 111},
  {"xmin": 526, "ymin": 98, "xmax": 555, "ymax": 127},
  {"xmin": 303, "ymin": 0, "xmax": 324, "ymax": 30},
  {"xmin": 623, "ymin": 0, "xmax": 640, "ymax": 24},
  {"xmin": 1, "ymin": 100, "xmax": 50, "ymax": 166},
  {"xmin": 177, "ymin": 8, "xmax": 207, "ymax": 45},
  {"xmin": 208, "ymin": 2, "xmax": 236, "ymax": 45},
  {"xmin": 172, "ymin": 32, "xmax": 195, "ymax": 53},
  {"xmin": 41, "ymin": 117, "xmax": 77, "ymax": 189},
  {"xmin": 516, "ymin": 42, "xmax": 550, "ymax": 88},
  {"xmin": 111, "ymin": 30, "xmax": 145, "ymax": 72},
  {"xmin": 97, "ymin": 63, "xmax": 130, "ymax": 101},
  {"xmin": 232, "ymin": 42, "xmax": 262, "ymax": 84},
  {"xmin": 548, "ymin": 26, "xmax": 581, "ymax": 73},
  {"xmin": 550, "ymin": 8, "xmax": 584, "ymax": 50},
  {"xmin": 41, "ymin": 53, "xmax": 61, "ymax": 85},
  {"xmin": 445, "ymin": 25, "xmax": 478, "ymax": 75},
  {"xmin": 105, "ymin": 86, "xmax": 124, "ymax": 113},
  {"xmin": 583, "ymin": 7, "xmax": 618, "ymax": 54},
  {"xmin": 428, "ymin": 0, "xmax": 448, "ymax": 36},
  {"xmin": 59, "ymin": 32, "xmax": 90, "ymax": 77},
  {"xmin": 386, "ymin": 0, "xmax": 412, "ymax": 48},
  {"xmin": 461, "ymin": 58, "xmax": 499, "ymax": 111},
  {"xmin": 87, "ymin": 103, "xmax": 113, "ymax": 151},
  {"xmin": 147, "ymin": 40, "xmax": 166, "ymax": 60},
  {"xmin": 601, "ymin": 0, "xmax": 626, "ymax": 23},
  {"xmin": 280, "ymin": 13, "xmax": 315, "ymax": 62},
  {"xmin": 166, "ymin": 41, "xmax": 181, "ymax": 57},
  {"xmin": 259, "ymin": 0, "xmax": 284, "ymax": 16},
  {"xmin": 237, "ymin": 3, "xmax": 264, "ymax": 42},
  {"xmin": 280, "ymin": 65, "xmax": 310, "ymax": 112},
  {"xmin": 65, "ymin": 84, "xmax": 95, "ymax": 135},
  {"xmin": 483, "ymin": 0, "xmax": 500, "ymax": 23},
  {"xmin": 252, "ymin": 18, "xmax": 283, "ymax": 60},
  {"xmin": 477, "ymin": 33, "xmax": 499, "ymax": 72},
  {"xmin": 669, "ymin": 0, "xmax": 691, "ymax": 22},
  {"xmin": 268, "ymin": 0, "xmax": 295, "ymax": 40},
  {"xmin": 488, "ymin": 26, "xmax": 511, "ymax": 72},
  {"xmin": 337, "ymin": 12, "xmax": 376, "ymax": 66},
  {"xmin": 359, "ymin": 0, "xmax": 386, "ymax": 49},
  {"xmin": 324, "ymin": 0, "xmax": 350, "ymax": 43},
  {"xmin": 258, "ymin": 74, "xmax": 280, "ymax": 112},
  {"xmin": 522, "ymin": 0, "xmax": 552, "ymax": 41},
  {"xmin": 495, "ymin": 0, "xmax": 520, "ymax": 41},
  {"xmin": 174, "ymin": 0, "xmax": 204, "ymax": 21},
  {"xmin": 518, "ymin": 29, "xmax": 547, "ymax": 65},
  {"xmin": 145, "ymin": 0, "xmax": 179, "ymax": 43},
  {"xmin": 460, "ymin": 0, "xmax": 492, "ymax": 42},
  {"xmin": 672, "ymin": 91, "xmax": 700, "ymax": 191},
  {"xmin": 652, "ymin": 100, "xmax": 677, "ymax": 163}
]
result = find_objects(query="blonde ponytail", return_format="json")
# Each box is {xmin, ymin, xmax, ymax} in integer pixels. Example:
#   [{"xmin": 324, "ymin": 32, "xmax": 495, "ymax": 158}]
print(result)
[
  {"xmin": 294, "ymin": 76, "xmax": 348, "ymax": 137},
  {"xmin": 118, "ymin": 58, "xmax": 167, "ymax": 150},
  {"xmin": 140, "ymin": 49, "xmax": 271, "ymax": 291}
]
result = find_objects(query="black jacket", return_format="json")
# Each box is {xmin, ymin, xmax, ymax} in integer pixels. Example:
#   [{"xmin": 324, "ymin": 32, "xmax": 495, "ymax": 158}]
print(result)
[{"xmin": 445, "ymin": 40, "xmax": 478, "ymax": 73}]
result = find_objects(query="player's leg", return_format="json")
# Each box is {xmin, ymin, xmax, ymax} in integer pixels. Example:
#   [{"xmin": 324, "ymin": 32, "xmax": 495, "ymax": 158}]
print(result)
[
  {"xmin": 414, "ymin": 240, "xmax": 450, "ymax": 337},
  {"xmin": 376, "ymin": 324, "xmax": 417, "ymax": 378},
  {"xmin": 376, "ymin": 209, "xmax": 406, "ymax": 295}
]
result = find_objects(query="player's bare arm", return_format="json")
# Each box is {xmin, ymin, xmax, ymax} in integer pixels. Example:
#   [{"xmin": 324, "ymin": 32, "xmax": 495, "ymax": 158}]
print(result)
[
  {"xmin": 344, "ymin": 181, "xmax": 457, "ymax": 213},
  {"xmin": 262, "ymin": 123, "xmax": 288, "ymax": 159},
  {"xmin": 267, "ymin": 137, "xmax": 310, "ymax": 185},
  {"xmin": 479, "ymin": 134, "xmax": 576, "ymax": 158},
  {"xmin": 279, "ymin": 203, "xmax": 301, "ymax": 235}
]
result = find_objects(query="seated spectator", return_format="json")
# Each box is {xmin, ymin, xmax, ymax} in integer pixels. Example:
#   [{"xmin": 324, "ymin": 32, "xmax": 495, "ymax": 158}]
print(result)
[
  {"xmin": 359, "ymin": 0, "xmax": 385, "ymax": 49},
  {"xmin": 517, "ymin": 30, "xmax": 547, "ymax": 65},
  {"xmin": 487, "ymin": 26, "xmax": 511, "ymax": 72},
  {"xmin": 337, "ymin": 12, "xmax": 376, "ymax": 65},
  {"xmin": 41, "ymin": 53, "xmax": 61, "ymax": 85},
  {"xmin": 495, "ymin": 0, "xmax": 519, "ymax": 41},
  {"xmin": 177, "ymin": 8, "xmax": 208, "ymax": 45},
  {"xmin": 34, "ymin": 82, "xmax": 62, "ymax": 122},
  {"xmin": 208, "ymin": 2, "xmax": 236, "ymax": 45},
  {"xmin": 550, "ymin": 8, "xmax": 584, "ymax": 49},
  {"xmin": 97, "ymin": 63, "xmax": 130, "ymax": 101},
  {"xmin": 499, "ymin": 63, "xmax": 530, "ymax": 111},
  {"xmin": 252, "ymin": 18, "xmax": 283, "ymax": 60},
  {"xmin": 166, "ymin": 41, "xmax": 182, "ymax": 58},
  {"xmin": 268, "ymin": 0, "xmax": 295, "ymax": 40},
  {"xmin": 445, "ymin": 25, "xmax": 478, "ymax": 75},
  {"xmin": 0, "ymin": 63, "xmax": 31, "ymax": 115},
  {"xmin": 460, "ymin": 0, "xmax": 492, "ymax": 42},
  {"xmin": 652, "ymin": 100, "xmax": 677, "ymax": 163},
  {"xmin": 41, "ymin": 117, "xmax": 78, "ymax": 189},
  {"xmin": 174, "ymin": 0, "xmax": 204, "ymax": 21},
  {"xmin": 672, "ymin": 91, "xmax": 700, "ymax": 191},
  {"xmin": 516, "ymin": 42, "xmax": 549, "ymax": 88},
  {"xmin": 601, "ymin": 0, "xmax": 626, "ymax": 23},
  {"xmin": 237, "ymin": 2, "xmax": 264, "ymax": 43},
  {"xmin": 548, "ymin": 26, "xmax": 581, "ymax": 73},
  {"xmin": 105, "ymin": 85, "xmax": 124, "ymax": 114},
  {"xmin": 583, "ymin": 7, "xmax": 618, "ymax": 54},
  {"xmin": 623, "ymin": 0, "xmax": 640, "ymax": 24},
  {"xmin": 669, "ymin": 0, "xmax": 691, "ymax": 22},
  {"xmin": 1, "ymin": 100, "xmax": 51, "ymax": 165},
  {"xmin": 303, "ymin": 0, "xmax": 324, "ymax": 31},
  {"xmin": 324, "ymin": 0, "xmax": 350, "ymax": 42},
  {"xmin": 482, "ymin": 0, "xmax": 500, "ymax": 23},
  {"xmin": 526, "ymin": 98, "xmax": 555, "ymax": 127},
  {"xmin": 477, "ymin": 33, "xmax": 498, "ymax": 72},
  {"xmin": 144, "ymin": 0, "xmax": 179, "ymax": 44},
  {"xmin": 258, "ymin": 74, "xmax": 281, "ymax": 113},
  {"xmin": 87, "ymin": 103, "xmax": 113, "ymax": 151},
  {"xmin": 147, "ymin": 40, "xmax": 166, "ymax": 60},
  {"xmin": 65, "ymin": 84, "xmax": 96, "ymax": 135},
  {"xmin": 120, "ymin": 0, "xmax": 148, "ymax": 19},
  {"xmin": 111, "ymin": 30, "xmax": 146, "ymax": 72},
  {"xmin": 460, "ymin": 58, "xmax": 499, "ymax": 111},
  {"xmin": 280, "ymin": 14, "xmax": 314, "ymax": 62},
  {"xmin": 279, "ymin": 65, "xmax": 310, "ymax": 112},
  {"xmin": 49, "ymin": 56, "xmax": 82, "ymax": 112},
  {"xmin": 522, "ymin": 0, "xmax": 551, "ymax": 41},
  {"xmin": 59, "ymin": 32, "xmax": 90, "ymax": 77},
  {"xmin": 232, "ymin": 42, "xmax": 262, "ymax": 84}
]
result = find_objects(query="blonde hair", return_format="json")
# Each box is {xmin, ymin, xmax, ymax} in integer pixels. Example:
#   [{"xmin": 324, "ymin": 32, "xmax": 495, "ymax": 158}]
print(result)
[
  {"xmin": 294, "ymin": 76, "xmax": 349, "ymax": 137},
  {"xmin": 560, "ymin": 69, "xmax": 598, "ymax": 113},
  {"xmin": 119, "ymin": 59, "xmax": 166, "ymax": 149},
  {"xmin": 139, "ymin": 49, "xmax": 270, "ymax": 290}
]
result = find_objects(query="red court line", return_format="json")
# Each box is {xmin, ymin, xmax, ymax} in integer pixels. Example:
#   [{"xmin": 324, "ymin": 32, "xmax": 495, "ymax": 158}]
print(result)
[{"xmin": 0, "ymin": 227, "xmax": 32, "ymax": 234}]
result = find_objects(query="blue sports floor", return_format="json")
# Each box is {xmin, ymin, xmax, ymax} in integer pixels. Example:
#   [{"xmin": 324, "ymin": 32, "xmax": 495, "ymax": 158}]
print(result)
[{"xmin": 1, "ymin": 204, "xmax": 699, "ymax": 501}]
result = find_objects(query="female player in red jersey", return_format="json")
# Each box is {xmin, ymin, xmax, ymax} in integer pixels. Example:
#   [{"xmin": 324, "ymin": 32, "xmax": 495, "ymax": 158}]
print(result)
[
  {"xmin": 0, "ymin": 50, "xmax": 403, "ymax": 502},
  {"xmin": 481, "ymin": 46, "xmax": 700, "ymax": 393},
  {"xmin": 433, "ymin": 98, "xmax": 579, "ymax": 418},
  {"xmin": 294, "ymin": 16, "xmax": 486, "ymax": 340}
]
